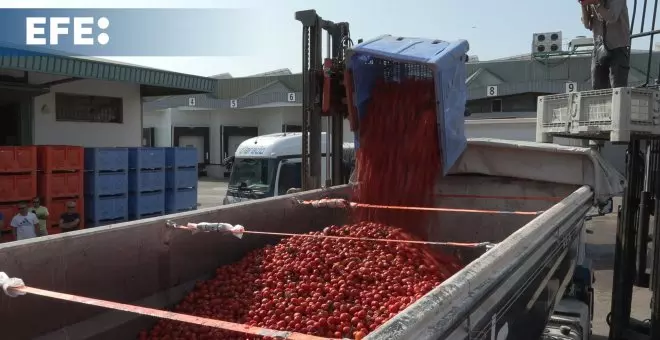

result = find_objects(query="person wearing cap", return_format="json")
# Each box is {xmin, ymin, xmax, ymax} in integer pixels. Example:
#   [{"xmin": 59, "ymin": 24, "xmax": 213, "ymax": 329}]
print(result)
[
  {"xmin": 59, "ymin": 201, "xmax": 81, "ymax": 233},
  {"xmin": 31, "ymin": 197, "xmax": 49, "ymax": 237},
  {"xmin": 10, "ymin": 202, "xmax": 40, "ymax": 241}
]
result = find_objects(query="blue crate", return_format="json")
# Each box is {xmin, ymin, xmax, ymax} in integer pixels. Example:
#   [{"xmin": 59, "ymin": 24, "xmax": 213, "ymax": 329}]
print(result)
[
  {"xmin": 166, "ymin": 147, "xmax": 198, "ymax": 168},
  {"xmin": 166, "ymin": 168, "xmax": 198, "ymax": 189},
  {"xmin": 85, "ymin": 171, "xmax": 129, "ymax": 196},
  {"xmin": 165, "ymin": 188, "xmax": 197, "ymax": 213},
  {"xmin": 129, "ymin": 191, "xmax": 165, "ymax": 218},
  {"xmin": 129, "ymin": 147, "xmax": 166, "ymax": 170},
  {"xmin": 85, "ymin": 194, "xmax": 128, "ymax": 223},
  {"xmin": 347, "ymin": 35, "xmax": 470, "ymax": 174},
  {"xmin": 84, "ymin": 148, "xmax": 129, "ymax": 172},
  {"xmin": 129, "ymin": 170, "xmax": 165, "ymax": 193}
]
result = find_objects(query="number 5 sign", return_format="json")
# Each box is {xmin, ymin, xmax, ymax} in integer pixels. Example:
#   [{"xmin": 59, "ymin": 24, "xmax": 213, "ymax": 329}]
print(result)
[
  {"xmin": 230, "ymin": 99, "xmax": 238, "ymax": 108},
  {"xmin": 565, "ymin": 82, "xmax": 578, "ymax": 93},
  {"xmin": 486, "ymin": 85, "xmax": 498, "ymax": 97}
]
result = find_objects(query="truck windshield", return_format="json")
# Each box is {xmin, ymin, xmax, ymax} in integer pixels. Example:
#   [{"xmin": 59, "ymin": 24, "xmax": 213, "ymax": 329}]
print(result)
[{"xmin": 228, "ymin": 158, "xmax": 273, "ymax": 192}]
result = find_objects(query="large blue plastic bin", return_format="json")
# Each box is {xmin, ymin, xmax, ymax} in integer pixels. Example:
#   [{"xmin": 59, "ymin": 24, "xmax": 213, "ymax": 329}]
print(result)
[
  {"xmin": 166, "ymin": 147, "xmax": 198, "ymax": 168},
  {"xmin": 129, "ymin": 170, "xmax": 166, "ymax": 192},
  {"xmin": 85, "ymin": 171, "xmax": 129, "ymax": 196},
  {"xmin": 129, "ymin": 191, "xmax": 165, "ymax": 218},
  {"xmin": 165, "ymin": 188, "xmax": 198, "ymax": 213},
  {"xmin": 85, "ymin": 195, "xmax": 128, "ymax": 223},
  {"xmin": 346, "ymin": 35, "xmax": 470, "ymax": 174},
  {"xmin": 128, "ymin": 147, "xmax": 166, "ymax": 170},
  {"xmin": 166, "ymin": 168, "xmax": 198, "ymax": 189},
  {"xmin": 84, "ymin": 148, "xmax": 129, "ymax": 172}
]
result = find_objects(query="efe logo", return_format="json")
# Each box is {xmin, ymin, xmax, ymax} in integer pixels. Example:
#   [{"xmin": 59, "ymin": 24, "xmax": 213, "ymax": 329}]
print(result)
[{"xmin": 26, "ymin": 17, "xmax": 110, "ymax": 45}]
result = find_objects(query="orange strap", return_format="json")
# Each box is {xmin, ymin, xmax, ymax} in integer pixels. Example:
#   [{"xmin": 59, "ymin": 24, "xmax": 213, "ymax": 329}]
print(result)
[
  {"xmin": 299, "ymin": 199, "xmax": 543, "ymax": 216},
  {"xmin": 8, "ymin": 285, "xmax": 336, "ymax": 340},
  {"xmin": 352, "ymin": 202, "xmax": 543, "ymax": 216},
  {"xmin": 240, "ymin": 230, "xmax": 490, "ymax": 248},
  {"xmin": 437, "ymin": 194, "xmax": 563, "ymax": 202}
]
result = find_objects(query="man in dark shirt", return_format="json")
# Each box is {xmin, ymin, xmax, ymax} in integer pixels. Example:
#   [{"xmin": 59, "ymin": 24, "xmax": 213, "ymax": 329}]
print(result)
[
  {"xmin": 581, "ymin": 0, "xmax": 631, "ymax": 89},
  {"xmin": 59, "ymin": 201, "xmax": 80, "ymax": 233}
]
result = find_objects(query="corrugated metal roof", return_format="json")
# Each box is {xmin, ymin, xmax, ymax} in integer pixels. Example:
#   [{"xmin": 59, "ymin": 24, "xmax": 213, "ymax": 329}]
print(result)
[{"xmin": 0, "ymin": 46, "xmax": 216, "ymax": 94}]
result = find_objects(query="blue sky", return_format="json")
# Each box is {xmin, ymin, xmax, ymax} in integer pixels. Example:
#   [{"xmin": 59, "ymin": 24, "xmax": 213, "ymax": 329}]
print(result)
[{"xmin": 4, "ymin": 0, "xmax": 658, "ymax": 77}]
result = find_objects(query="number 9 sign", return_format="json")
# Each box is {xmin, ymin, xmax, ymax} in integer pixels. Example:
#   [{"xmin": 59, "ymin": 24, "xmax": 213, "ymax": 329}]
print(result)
[{"xmin": 565, "ymin": 82, "xmax": 577, "ymax": 93}]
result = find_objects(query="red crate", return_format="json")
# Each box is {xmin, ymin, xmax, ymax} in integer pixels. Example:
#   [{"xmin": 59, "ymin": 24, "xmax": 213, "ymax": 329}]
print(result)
[
  {"xmin": 0, "ymin": 231, "xmax": 14, "ymax": 243},
  {"xmin": 0, "ymin": 146, "xmax": 37, "ymax": 173},
  {"xmin": 44, "ymin": 197, "xmax": 84, "ymax": 229},
  {"xmin": 0, "ymin": 204, "xmax": 17, "ymax": 232},
  {"xmin": 0, "ymin": 173, "xmax": 37, "ymax": 203},
  {"xmin": 38, "ymin": 145, "xmax": 84, "ymax": 172},
  {"xmin": 38, "ymin": 171, "xmax": 83, "ymax": 199}
]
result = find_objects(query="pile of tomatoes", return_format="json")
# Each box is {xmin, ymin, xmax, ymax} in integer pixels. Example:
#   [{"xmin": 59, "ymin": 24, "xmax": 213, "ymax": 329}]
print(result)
[{"xmin": 141, "ymin": 222, "xmax": 462, "ymax": 340}]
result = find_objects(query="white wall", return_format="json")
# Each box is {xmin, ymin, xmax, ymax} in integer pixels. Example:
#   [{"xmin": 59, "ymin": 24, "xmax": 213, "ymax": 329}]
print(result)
[
  {"xmin": 31, "ymin": 73, "xmax": 142, "ymax": 147},
  {"xmin": 144, "ymin": 109, "xmax": 172, "ymax": 147},
  {"xmin": 464, "ymin": 119, "xmax": 536, "ymax": 141}
]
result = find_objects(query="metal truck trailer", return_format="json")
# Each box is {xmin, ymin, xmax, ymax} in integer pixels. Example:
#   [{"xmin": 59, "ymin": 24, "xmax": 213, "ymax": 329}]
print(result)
[{"xmin": 0, "ymin": 139, "xmax": 623, "ymax": 340}]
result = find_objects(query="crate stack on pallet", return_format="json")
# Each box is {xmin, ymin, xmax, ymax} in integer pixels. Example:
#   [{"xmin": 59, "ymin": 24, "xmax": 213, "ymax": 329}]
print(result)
[
  {"xmin": 166, "ymin": 147, "xmax": 199, "ymax": 213},
  {"xmin": 84, "ymin": 148, "xmax": 129, "ymax": 227},
  {"xmin": 0, "ymin": 146, "xmax": 37, "ymax": 243},
  {"xmin": 128, "ymin": 147, "xmax": 166, "ymax": 220},
  {"xmin": 37, "ymin": 146, "xmax": 85, "ymax": 235}
]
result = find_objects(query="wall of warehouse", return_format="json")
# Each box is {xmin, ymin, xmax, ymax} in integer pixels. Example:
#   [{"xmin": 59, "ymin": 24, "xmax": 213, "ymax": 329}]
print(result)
[
  {"xmin": 31, "ymin": 73, "xmax": 142, "ymax": 147},
  {"xmin": 464, "ymin": 119, "xmax": 537, "ymax": 141},
  {"xmin": 144, "ymin": 106, "xmax": 356, "ymax": 165}
]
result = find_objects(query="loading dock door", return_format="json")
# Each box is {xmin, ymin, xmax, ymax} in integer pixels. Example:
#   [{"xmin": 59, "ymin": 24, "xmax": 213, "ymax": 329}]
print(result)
[{"xmin": 179, "ymin": 135, "xmax": 205, "ymax": 164}]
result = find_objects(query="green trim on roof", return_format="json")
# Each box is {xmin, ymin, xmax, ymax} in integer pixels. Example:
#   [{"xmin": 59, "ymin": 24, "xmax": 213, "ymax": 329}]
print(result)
[{"xmin": 0, "ymin": 54, "xmax": 216, "ymax": 94}]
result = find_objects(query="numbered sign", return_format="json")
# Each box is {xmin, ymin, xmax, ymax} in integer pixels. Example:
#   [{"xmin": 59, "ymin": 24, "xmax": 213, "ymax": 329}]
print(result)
[
  {"xmin": 287, "ymin": 93, "xmax": 296, "ymax": 102},
  {"xmin": 486, "ymin": 85, "xmax": 498, "ymax": 97},
  {"xmin": 188, "ymin": 97, "xmax": 196, "ymax": 106},
  {"xmin": 565, "ymin": 82, "xmax": 578, "ymax": 93},
  {"xmin": 230, "ymin": 99, "xmax": 238, "ymax": 108}
]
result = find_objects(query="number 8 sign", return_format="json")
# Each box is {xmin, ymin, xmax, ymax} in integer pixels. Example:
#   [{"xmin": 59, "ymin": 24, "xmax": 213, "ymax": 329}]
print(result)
[{"xmin": 486, "ymin": 85, "xmax": 498, "ymax": 97}]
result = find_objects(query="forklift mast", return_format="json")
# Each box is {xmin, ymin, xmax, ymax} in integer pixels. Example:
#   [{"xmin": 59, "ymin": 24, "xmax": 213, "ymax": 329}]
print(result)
[
  {"xmin": 609, "ymin": 0, "xmax": 660, "ymax": 339},
  {"xmin": 295, "ymin": 10, "xmax": 352, "ymax": 190}
]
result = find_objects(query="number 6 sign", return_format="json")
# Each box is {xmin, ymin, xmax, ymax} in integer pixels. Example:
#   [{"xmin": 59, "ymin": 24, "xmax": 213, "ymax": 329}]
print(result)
[{"xmin": 287, "ymin": 93, "xmax": 296, "ymax": 102}]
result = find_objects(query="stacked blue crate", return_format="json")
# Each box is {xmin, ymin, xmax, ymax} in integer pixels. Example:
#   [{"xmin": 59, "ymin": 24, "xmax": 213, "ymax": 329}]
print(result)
[
  {"xmin": 84, "ymin": 148, "xmax": 129, "ymax": 227},
  {"xmin": 165, "ymin": 147, "xmax": 198, "ymax": 213},
  {"xmin": 128, "ymin": 147, "xmax": 166, "ymax": 220}
]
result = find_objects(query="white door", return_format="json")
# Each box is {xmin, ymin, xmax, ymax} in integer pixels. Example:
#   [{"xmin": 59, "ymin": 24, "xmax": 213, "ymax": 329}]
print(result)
[
  {"xmin": 179, "ymin": 135, "xmax": 205, "ymax": 163},
  {"xmin": 228, "ymin": 136, "xmax": 252, "ymax": 157}
]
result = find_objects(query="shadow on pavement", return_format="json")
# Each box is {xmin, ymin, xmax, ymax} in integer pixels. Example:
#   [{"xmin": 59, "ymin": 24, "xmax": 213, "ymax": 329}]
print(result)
[{"xmin": 590, "ymin": 335, "xmax": 608, "ymax": 340}]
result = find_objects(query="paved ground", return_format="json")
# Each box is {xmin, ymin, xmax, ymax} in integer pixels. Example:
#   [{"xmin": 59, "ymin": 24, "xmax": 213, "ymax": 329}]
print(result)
[
  {"xmin": 195, "ymin": 180, "xmax": 651, "ymax": 338},
  {"xmin": 588, "ymin": 197, "xmax": 651, "ymax": 339},
  {"xmin": 197, "ymin": 177, "xmax": 228, "ymax": 208}
]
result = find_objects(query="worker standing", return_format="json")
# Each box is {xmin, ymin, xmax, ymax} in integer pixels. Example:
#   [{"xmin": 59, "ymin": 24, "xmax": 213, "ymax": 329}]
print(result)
[
  {"xmin": 31, "ymin": 197, "xmax": 49, "ymax": 237},
  {"xmin": 580, "ymin": 0, "xmax": 630, "ymax": 89},
  {"xmin": 58, "ymin": 201, "xmax": 81, "ymax": 233},
  {"xmin": 10, "ymin": 203, "xmax": 40, "ymax": 241}
]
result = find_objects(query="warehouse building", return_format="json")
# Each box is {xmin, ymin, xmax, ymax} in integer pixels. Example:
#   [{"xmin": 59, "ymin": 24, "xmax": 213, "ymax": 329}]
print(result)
[
  {"xmin": 463, "ymin": 33, "xmax": 660, "ymax": 174},
  {"xmin": 143, "ymin": 68, "xmax": 354, "ymax": 178},
  {"xmin": 143, "ymin": 33, "xmax": 660, "ymax": 176},
  {"xmin": 0, "ymin": 48, "xmax": 215, "ymax": 149}
]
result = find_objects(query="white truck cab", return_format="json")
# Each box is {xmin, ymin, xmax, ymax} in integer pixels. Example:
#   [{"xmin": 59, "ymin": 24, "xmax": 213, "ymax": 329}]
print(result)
[{"xmin": 223, "ymin": 132, "xmax": 354, "ymax": 205}]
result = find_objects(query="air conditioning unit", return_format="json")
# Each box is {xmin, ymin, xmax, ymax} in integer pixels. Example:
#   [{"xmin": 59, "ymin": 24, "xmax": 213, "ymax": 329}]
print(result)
[
  {"xmin": 468, "ymin": 55, "xmax": 479, "ymax": 62},
  {"xmin": 532, "ymin": 31, "xmax": 563, "ymax": 54},
  {"xmin": 569, "ymin": 36, "xmax": 594, "ymax": 51}
]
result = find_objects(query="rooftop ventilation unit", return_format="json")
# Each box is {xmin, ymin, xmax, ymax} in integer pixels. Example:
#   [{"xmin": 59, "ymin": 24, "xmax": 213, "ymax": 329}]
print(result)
[
  {"xmin": 568, "ymin": 36, "xmax": 594, "ymax": 51},
  {"xmin": 468, "ymin": 55, "xmax": 479, "ymax": 62},
  {"xmin": 532, "ymin": 31, "xmax": 563, "ymax": 54}
]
